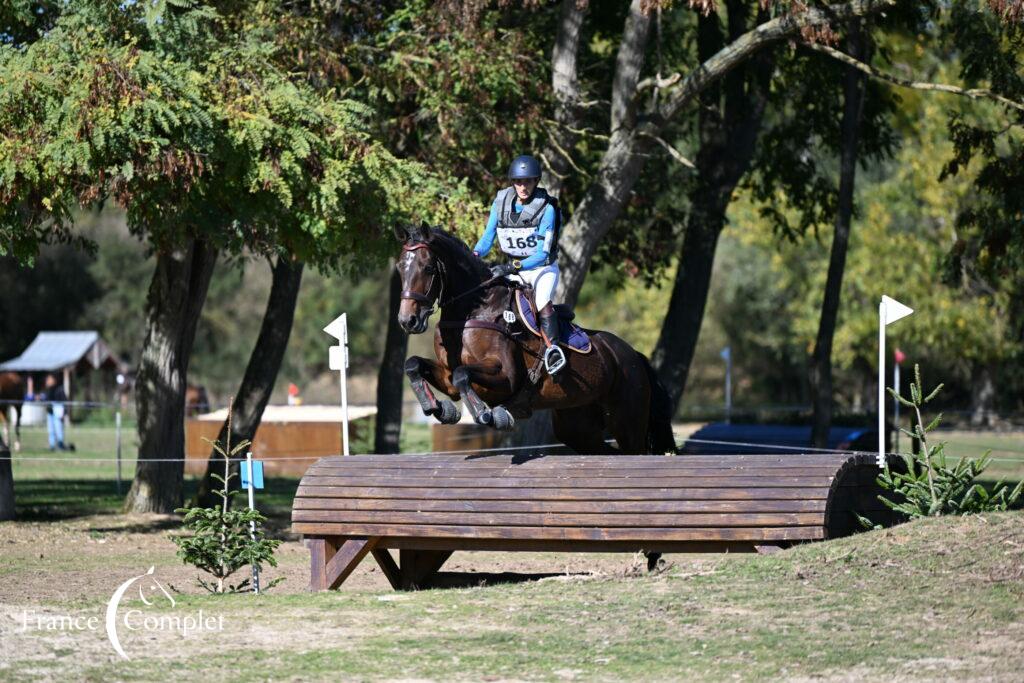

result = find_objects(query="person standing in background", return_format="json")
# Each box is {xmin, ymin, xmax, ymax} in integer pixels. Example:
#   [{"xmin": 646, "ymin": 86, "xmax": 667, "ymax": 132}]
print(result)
[{"xmin": 39, "ymin": 374, "xmax": 67, "ymax": 451}]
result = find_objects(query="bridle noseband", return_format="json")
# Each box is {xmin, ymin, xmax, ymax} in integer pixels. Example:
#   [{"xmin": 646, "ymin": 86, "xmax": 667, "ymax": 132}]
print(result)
[
  {"xmin": 400, "ymin": 242, "xmax": 445, "ymax": 314},
  {"xmin": 399, "ymin": 240, "xmax": 503, "ymax": 319}
]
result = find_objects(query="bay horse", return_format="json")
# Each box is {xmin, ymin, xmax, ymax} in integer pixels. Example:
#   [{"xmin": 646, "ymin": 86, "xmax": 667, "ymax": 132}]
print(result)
[
  {"xmin": 0, "ymin": 372, "xmax": 24, "ymax": 451},
  {"xmin": 396, "ymin": 224, "xmax": 676, "ymax": 455}
]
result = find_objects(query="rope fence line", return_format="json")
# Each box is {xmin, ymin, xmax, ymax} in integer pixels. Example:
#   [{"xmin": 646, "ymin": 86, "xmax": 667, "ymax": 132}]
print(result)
[{"xmin": 7, "ymin": 435, "xmax": 1024, "ymax": 463}]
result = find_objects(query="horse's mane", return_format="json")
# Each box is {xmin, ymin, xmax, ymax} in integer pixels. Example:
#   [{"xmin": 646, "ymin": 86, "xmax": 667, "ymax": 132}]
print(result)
[{"xmin": 423, "ymin": 227, "xmax": 491, "ymax": 283}]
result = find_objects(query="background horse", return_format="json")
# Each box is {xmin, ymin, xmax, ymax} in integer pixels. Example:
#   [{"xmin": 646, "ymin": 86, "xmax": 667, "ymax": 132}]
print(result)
[
  {"xmin": 396, "ymin": 224, "xmax": 676, "ymax": 455},
  {"xmin": 185, "ymin": 384, "xmax": 210, "ymax": 417},
  {"xmin": 0, "ymin": 372, "xmax": 24, "ymax": 451}
]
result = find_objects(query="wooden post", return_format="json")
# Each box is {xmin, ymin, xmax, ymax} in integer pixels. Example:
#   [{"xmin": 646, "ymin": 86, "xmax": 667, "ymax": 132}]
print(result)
[{"xmin": 399, "ymin": 549, "xmax": 452, "ymax": 590}]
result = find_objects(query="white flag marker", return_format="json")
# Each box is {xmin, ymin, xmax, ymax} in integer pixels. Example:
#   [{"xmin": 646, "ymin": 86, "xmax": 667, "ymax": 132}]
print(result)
[
  {"xmin": 324, "ymin": 313, "xmax": 351, "ymax": 456},
  {"xmin": 878, "ymin": 296, "xmax": 914, "ymax": 468}
]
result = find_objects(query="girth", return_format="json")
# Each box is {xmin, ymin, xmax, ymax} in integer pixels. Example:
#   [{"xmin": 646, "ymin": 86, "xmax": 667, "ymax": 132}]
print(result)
[{"xmin": 437, "ymin": 319, "xmax": 514, "ymax": 336}]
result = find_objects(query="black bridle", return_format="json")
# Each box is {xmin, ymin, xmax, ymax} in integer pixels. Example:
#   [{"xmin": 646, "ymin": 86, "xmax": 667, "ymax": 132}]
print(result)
[{"xmin": 399, "ymin": 241, "xmax": 499, "ymax": 314}]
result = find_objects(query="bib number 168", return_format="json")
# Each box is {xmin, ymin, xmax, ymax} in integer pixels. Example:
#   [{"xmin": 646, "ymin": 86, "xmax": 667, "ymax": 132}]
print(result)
[{"xmin": 505, "ymin": 235, "xmax": 537, "ymax": 250}]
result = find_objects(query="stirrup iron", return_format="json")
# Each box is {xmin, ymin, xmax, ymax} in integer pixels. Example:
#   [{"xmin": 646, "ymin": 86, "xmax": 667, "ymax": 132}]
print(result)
[{"xmin": 544, "ymin": 344, "xmax": 567, "ymax": 375}]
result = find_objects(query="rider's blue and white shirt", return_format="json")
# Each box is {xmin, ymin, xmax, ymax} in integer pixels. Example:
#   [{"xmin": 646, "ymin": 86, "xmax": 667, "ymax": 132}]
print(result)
[{"xmin": 474, "ymin": 190, "xmax": 556, "ymax": 270}]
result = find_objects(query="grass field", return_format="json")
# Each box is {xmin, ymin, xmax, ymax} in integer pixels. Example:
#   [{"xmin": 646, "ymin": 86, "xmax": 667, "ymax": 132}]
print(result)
[
  {"xmin": 2, "ymin": 424, "xmax": 1022, "ymax": 680},
  {"xmin": 1, "ymin": 508, "xmax": 1021, "ymax": 680}
]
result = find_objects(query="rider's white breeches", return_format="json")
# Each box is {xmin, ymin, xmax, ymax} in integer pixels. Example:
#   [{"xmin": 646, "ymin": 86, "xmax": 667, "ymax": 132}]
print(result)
[{"xmin": 509, "ymin": 263, "xmax": 560, "ymax": 309}]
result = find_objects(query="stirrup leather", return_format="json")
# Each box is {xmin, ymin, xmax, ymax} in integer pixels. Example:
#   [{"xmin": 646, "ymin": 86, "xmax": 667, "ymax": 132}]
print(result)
[{"xmin": 544, "ymin": 344, "xmax": 567, "ymax": 375}]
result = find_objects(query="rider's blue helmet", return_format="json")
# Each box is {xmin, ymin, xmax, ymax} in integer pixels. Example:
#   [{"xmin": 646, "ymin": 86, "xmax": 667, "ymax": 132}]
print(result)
[{"xmin": 508, "ymin": 154, "xmax": 541, "ymax": 181}]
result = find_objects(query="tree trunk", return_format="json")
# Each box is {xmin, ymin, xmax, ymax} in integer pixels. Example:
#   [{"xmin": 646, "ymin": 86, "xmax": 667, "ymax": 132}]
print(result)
[
  {"xmin": 969, "ymin": 364, "xmax": 996, "ymax": 428},
  {"xmin": 650, "ymin": 2, "xmax": 771, "ymax": 411},
  {"xmin": 125, "ymin": 238, "xmax": 217, "ymax": 514},
  {"xmin": 556, "ymin": 0, "xmax": 652, "ymax": 307},
  {"xmin": 194, "ymin": 255, "xmax": 304, "ymax": 507},
  {"xmin": 374, "ymin": 268, "xmax": 409, "ymax": 454},
  {"xmin": 555, "ymin": 0, "xmax": 886, "ymax": 309},
  {"xmin": 542, "ymin": 0, "xmax": 587, "ymax": 198},
  {"xmin": 809, "ymin": 22, "xmax": 867, "ymax": 448},
  {"xmin": 0, "ymin": 443, "xmax": 14, "ymax": 521}
]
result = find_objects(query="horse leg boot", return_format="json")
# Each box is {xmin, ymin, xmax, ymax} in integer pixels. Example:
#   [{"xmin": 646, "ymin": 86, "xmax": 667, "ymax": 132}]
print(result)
[
  {"xmin": 539, "ymin": 304, "xmax": 567, "ymax": 377},
  {"xmin": 404, "ymin": 357, "xmax": 461, "ymax": 424},
  {"xmin": 451, "ymin": 366, "xmax": 515, "ymax": 431}
]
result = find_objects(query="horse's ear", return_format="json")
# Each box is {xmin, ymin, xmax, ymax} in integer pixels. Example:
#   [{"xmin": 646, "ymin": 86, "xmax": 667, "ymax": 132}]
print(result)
[
  {"xmin": 393, "ymin": 224, "xmax": 409, "ymax": 242},
  {"xmin": 415, "ymin": 222, "xmax": 432, "ymax": 242}
]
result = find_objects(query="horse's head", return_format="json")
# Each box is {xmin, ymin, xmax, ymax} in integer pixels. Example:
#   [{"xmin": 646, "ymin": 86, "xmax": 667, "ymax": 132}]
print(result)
[{"xmin": 394, "ymin": 223, "xmax": 444, "ymax": 334}]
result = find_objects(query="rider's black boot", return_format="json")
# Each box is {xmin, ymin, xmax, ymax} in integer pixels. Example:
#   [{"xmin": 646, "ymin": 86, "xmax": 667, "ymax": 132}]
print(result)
[{"xmin": 539, "ymin": 304, "xmax": 566, "ymax": 376}]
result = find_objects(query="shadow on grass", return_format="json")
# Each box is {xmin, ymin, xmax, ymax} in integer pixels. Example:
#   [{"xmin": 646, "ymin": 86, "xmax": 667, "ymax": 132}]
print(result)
[
  {"xmin": 428, "ymin": 571, "xmax": 589, "ymax": 589},
  {"xmin": 12, "ymin": 476, "xmax": 303, "ymax": 526}
]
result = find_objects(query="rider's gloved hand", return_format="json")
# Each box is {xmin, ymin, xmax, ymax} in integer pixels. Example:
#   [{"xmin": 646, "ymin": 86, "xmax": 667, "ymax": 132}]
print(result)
[{"xmin": 490, "ymin": 262, "xmax": 518, "ymax": 278}]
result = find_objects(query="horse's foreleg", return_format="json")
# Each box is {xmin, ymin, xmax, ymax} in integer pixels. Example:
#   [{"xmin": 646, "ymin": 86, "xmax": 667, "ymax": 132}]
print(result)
[
  {"xmin": 452, "ymin": 364, "xmax": 514, "ymax": 430},
  {"xmin": 405, "ymin": 356, "xmax": 461, "ymax": 425}
]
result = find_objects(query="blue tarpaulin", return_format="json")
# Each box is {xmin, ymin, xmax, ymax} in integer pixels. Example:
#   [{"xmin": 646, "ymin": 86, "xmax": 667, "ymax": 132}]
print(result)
[{"xmin": 680, "ymin": 423, "xmax": 875, "ymax": 455}]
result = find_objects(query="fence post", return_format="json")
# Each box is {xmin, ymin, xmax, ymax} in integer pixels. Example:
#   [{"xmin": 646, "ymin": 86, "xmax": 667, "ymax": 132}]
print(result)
[{"xmin": 115, "ymin": 409, "xmax": 122, "ymax": 495}]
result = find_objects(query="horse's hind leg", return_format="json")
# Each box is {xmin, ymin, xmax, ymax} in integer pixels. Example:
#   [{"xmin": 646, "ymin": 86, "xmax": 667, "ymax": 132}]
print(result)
[
  {"xmin": 405, "ymin": 356, "xmax": 461, "ymax": 424},
  {"xmin": 552, "ymin": 405, "xmax": 616, "ymax": 454},
  {"xmin": 602, "ymin": 384, "xmax": 652, "ymax": 455}
]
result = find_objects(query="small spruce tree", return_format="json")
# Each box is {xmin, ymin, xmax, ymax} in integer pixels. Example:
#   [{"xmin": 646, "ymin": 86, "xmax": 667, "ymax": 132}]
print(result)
[
  {"xmin": 875, "ymin": 365, "xmax": 1022, "ymax": 519},
  {"xmin": 172, "ymin": 401, "xmax": 283, "ymax": 593}
]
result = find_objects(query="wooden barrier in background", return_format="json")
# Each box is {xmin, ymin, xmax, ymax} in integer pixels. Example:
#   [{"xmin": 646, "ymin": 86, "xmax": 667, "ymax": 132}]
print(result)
[{"xmin": 185, "ymin": 404, "xmax": 376, "ymax": 477}]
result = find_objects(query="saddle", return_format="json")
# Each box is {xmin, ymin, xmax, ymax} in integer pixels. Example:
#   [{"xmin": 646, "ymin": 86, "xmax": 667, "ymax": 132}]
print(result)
[{"xmin": 513, "ymin": 288, "xmax": 592, "ymax": 354}]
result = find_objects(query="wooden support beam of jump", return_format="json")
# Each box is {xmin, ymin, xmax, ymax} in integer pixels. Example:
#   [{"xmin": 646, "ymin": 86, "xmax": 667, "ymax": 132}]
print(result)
[
  {"xmin": 399, "ymin": 549, "xmax": 453, "ymax": 590},
  {"xmin": 307, "ymin": 536, "xmax": 378, "ymax": 591},
  {"xmin": 371, "ymin": 548, "xmax": 402, "ymax": 590}
]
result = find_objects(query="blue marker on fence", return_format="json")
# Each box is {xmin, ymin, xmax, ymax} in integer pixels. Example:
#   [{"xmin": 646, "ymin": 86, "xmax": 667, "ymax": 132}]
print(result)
[{"xmin": 240, "ymin": 458, "xmax": 264, "ymax": 490}]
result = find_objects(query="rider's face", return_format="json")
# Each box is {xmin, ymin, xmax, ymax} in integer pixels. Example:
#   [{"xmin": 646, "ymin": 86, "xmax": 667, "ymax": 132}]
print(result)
[{"xmin": 513, "ymin": 178, "xmax": 538, "ymax": 201}]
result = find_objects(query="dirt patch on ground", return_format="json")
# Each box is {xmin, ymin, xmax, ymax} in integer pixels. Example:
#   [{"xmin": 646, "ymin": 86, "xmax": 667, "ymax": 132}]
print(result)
[{"xmin": 0, "ymin": 513, "xmax": 711, "ymax": 603}]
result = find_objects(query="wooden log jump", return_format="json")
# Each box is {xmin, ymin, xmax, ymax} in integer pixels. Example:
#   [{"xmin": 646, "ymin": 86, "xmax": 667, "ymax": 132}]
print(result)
[{"xmin": 291, "ymin": 452, "xmax": 896, "ymax": 591}]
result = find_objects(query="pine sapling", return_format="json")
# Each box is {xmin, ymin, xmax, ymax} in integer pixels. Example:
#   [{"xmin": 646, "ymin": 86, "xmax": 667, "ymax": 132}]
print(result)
[
  {"xmin": 874, "ymin": 365, "xmax": 1023, "ymax": 519},
  {"xmin": 172, "ymin": 399, "xmax": 283, "ymax": 593}
]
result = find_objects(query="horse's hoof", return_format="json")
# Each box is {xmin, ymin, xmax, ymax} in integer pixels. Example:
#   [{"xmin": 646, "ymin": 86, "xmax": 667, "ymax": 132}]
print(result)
[
  {"xmin": 436, "ymin": 400, "xmax": 461, "ymax": 425},
  {"xmin": 491, "ymin": 407, "xmax": 515, "ymax": 431},
  {"xmin": 475, "ymin": 409, "xmax": 493, "ymax": 426}
]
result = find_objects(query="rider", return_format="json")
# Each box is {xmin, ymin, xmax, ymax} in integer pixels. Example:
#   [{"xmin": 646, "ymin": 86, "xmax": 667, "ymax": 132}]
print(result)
[{"xmin": 472, "ymin": 154, "xmax": 566, "ymax": 375}]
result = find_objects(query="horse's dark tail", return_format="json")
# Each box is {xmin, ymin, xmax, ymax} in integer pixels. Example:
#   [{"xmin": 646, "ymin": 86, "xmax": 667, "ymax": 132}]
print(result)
[{"xmin": 640, "ymin": 354, "xmax": 678, "ymax": 454}]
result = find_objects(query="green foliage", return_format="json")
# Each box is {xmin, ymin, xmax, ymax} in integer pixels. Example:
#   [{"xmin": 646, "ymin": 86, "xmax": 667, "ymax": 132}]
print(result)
[
  {"xmin": 874, "ymin": 365, "xmax": 1023, "ymax": 519},
  {"xmin": 0, "ymin": 0, "xmax": 476, "ymax": 269},
  {"xmin": 172, "ymin": 406, "xmax": 282, "ymax": 593},
  {"xmin": 939, "ymin": 1, "xmax": 1024, "ymax": 364}
]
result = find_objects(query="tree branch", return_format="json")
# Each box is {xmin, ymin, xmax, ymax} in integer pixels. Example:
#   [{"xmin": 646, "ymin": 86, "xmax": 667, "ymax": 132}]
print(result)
[
  {"xmin": 657, "ymin": 0, "xmax": 897, "ymax": 124},
  {"xmin": 803, "ymin": 41, "xmax": 1024, "ymax": 113},
  {"xmin": 637, "ymin": 132, "xmax": 697, "ymax": 170}
]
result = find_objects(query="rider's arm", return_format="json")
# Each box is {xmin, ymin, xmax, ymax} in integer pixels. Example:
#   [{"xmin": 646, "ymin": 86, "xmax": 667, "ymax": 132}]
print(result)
[
  {"xmin": 472, "ymin": 200, "xmax": 500, "ymax": 257},
  {"xmin": 517, "ymin": 204, "xmax": 556, "ymax": 270}
]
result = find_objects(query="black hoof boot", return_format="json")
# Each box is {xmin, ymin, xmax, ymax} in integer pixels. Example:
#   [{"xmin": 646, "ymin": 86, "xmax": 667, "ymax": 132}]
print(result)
[
  {"xmin": 436, "ymin": 400, "xmax": 461, "ymax": 424},
  {"xmin": 491, "ymin": 406, "xmax": 515, "ymax": 431},
  {"xmin": 475, "ymin": 409, "xmax": 493, "ymax": 426}
]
